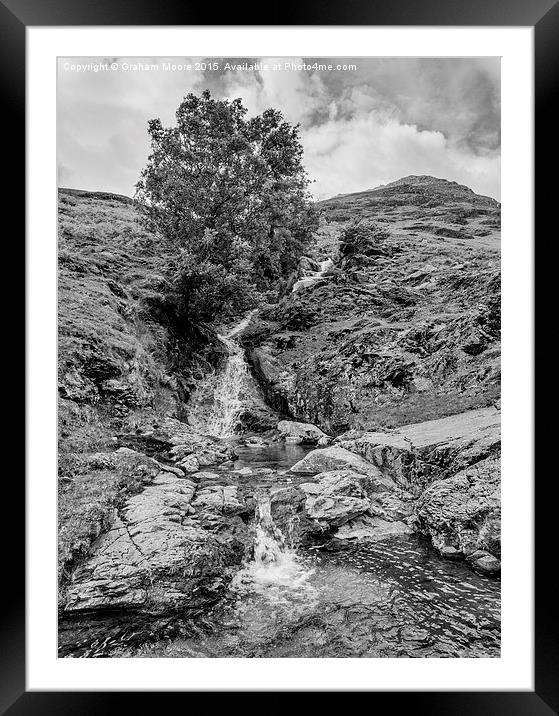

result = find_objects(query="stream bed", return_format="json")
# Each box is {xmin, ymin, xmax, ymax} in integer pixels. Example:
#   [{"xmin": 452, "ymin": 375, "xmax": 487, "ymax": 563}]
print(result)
[
  {"xmin": 123, "ymin": 443, "xmax": 501, "ymax": 659},
  {"xmin": 60, "ymin": 312, "xmax": 500, "ymax": 660}
]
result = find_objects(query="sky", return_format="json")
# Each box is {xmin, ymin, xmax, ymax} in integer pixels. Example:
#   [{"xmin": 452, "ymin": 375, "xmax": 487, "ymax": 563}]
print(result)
[{"xmin": 57, "ymin": 57, "xmax": 501, "ymax": 201}]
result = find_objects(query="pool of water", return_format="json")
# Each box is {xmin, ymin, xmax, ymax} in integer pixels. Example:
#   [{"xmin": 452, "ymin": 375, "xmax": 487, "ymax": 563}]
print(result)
[
  {"xmin": 133, "ymin": 533, "xmax": 500, "ymax": 659},
  {"xmin": 233, "ymin": 442, "xmax": 313, "ymax": 472}
]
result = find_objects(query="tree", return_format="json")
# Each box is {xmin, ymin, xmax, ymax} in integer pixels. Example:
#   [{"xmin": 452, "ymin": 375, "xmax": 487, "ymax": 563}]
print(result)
[{"xmin": 135, "ymin": 90, "xmax": 318, "ymax": 322}]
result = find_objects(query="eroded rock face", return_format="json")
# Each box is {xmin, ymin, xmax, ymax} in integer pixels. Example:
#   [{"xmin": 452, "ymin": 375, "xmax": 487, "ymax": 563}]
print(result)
[
  {"xmin": 338, "ymin": 406, "xmax": 500, "ymax": 494},
  {"xmin": 415, "ymin": 455, "xmax": 500, "ymax": 567},
  {"xmin": 287, "ymin": 407, "xmax": 501, "ymax": 565},
  {"xmin": 64, "ymin": 471, "xmax": 249, "ymax": 615},
  {"xmin": 277, "ymin": 419, "xmax": 329, "ymax": 445}
]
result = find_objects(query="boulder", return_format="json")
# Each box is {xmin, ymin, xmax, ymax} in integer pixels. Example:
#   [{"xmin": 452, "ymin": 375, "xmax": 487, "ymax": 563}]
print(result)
[
  {"xmin": 191, "ymin": 471, "xmax": 221, "ymax": 481},
  {"xmin": 268, "ymin": 485, "xmax": 307, "ymax": 538},
  {"xmin": 290, "ymin": 445, "xmax": 378, "ymax": 476},
  {"xmin": 179, "ymin": 454, "xmax": 200, "ymax": 473},
  {"xmin": 439, "ymin": 545, "xmax": 462, "ymax": 560},
  {"xmin": 302, "ymin": 469, "xmax": 372, "ymax": 529},
  {"xmin": 277, "ymin": 419, "xmax": 329, "ymax": 445},
  {"xmin": 415, "ymin": 455, "xmax": 500, "ymax": 561},
  {"xmin": 232, "ymin": 466, "xmax": 253, "ymax": 476},
  {"xmin": 467, "ymin": 551, "xmax": 501, "ymax": 575},
  {"xmin": 244, "ymin": 435, "xmax": 267, "ymax": 448}
]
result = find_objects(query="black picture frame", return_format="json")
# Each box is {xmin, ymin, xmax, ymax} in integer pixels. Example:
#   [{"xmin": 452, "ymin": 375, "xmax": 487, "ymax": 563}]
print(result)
[{"xmin": 7, "ymin": 0, "xmax": 554, "ymax": 711}]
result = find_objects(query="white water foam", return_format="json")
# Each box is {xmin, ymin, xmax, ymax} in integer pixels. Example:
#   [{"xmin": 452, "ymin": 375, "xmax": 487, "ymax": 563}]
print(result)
[
  {"xmin": 205, "ymin": 310, "xmax": 256, "ymax": 438},
  {"xmin": 232, "ymin": 493, "xmax": 317, "ymax": 608}
]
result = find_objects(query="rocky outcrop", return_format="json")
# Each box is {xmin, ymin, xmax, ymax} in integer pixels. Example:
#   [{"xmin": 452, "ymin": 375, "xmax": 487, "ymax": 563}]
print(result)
[
  {"xmin": 336, "ymin": 516, "xmax": 413, "ymax": 541},
  {"xmin": 64, "ymin": 468, "xmax": 250, "ymax": 616},
  {"xmin": 277, "ymin": 419, "xmax": 329, "ymax": 445},
  {"xmin": 338, "ymin": 406, "xmax": 500, "ymax": 494},
  {"xmin": 59, "ymin": 419, "xmax": 253, "ymax": 655},
  {"xmin": 286, "ymin": 407, "xmax": 500, "ymax": 567},
  {"xmin": 415, "ymin": 455, "xmax": 501, "ymax": 571},
  {"xmin": 298, "ymin": 468, "xmax": 413, "ymax": 540},
  {"xmin": 300, "ymin": 470, "xmax": 372, "ymax": 529}
]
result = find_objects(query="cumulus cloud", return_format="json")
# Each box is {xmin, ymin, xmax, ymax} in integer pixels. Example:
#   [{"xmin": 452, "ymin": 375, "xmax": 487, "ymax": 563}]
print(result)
[{"xmin": 57, "ymin": 56, "xmax": 500, "ymax": 200}]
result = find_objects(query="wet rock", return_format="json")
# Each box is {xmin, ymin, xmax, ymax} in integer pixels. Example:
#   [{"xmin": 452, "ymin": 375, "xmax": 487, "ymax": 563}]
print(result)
[
  {"xmin": 179, "ymin": 455, "xmax": 200, "ymax": 473},
  {"xmin": 192, "ymin": 485, "xmax": 248, "ymax": 517},
  {"xmin": 168, "ymin": 433, "xmax": 237, "ymax": 465},
  {"xmin": 233, "ymin": 467, "xmax": 253, "ymax": 476},
  {"xmin": 467, "ymin": 551, "xmax": 501, "ymax": 575},
  {"xmin": 277, "ymin": 419, "xmax": 329, "ymax": 445},
  {"xmin": 239, "ymin": 404, "xmax": 279, "ymax": 432},
  {"xmin": 64, "ymin": 473, "xmax": 247, "ymax": 616},
  {"xmin": 267, "ymin": 485, "xmax": 307, "ymax": 537},
  {"xmin": 244, "ymin": 435, "xmax": 267, "ymax": 448},
  {"xmin": 415, "ymin": 455, "xmax": 500, "ymax": 562},
  {"xmin": 302, "ymin": 469, "xmax": 373, "ymax": 529},
  {"xmin": 439, "ymin": 546, "xmax": 462, "ymax": 560},
  {"xmin": 191, "ymin": 471, "xmax": 221, "ymax": 481},
  {"xmin": 197, "ymin": 451, "xmax": 219, "ymax": 467},
  {"xmin": 248, "ymin": 346, "xmax": 296, "ymax": 416},
  {"xmin": 335, "ymin": 515, "xmax": 413, "ymax": 541}
]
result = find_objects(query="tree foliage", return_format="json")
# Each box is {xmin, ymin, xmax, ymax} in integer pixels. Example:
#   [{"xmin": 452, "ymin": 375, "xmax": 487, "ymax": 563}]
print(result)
[{"xmin": 135, "ymin": 90, "xmax": 318, "ymax": 322}]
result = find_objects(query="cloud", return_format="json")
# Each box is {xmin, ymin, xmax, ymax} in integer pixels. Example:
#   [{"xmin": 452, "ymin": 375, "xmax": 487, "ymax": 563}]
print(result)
[
  {"xmin": 57, "ymin": 56, "xmax": 500, "ymax": 200},
  {"xmin": 303, "ymin": 113, "xmax": 500, "ymax": 201},
  {"xmin": 57, "ymin": 57, "xmax": 202, "ymax": 195}
]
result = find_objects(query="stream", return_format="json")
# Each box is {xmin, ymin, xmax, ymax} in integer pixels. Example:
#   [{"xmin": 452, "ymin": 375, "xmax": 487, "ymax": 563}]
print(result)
[
  {"xmin": 126, "ymin": 314, "xmax": 500, "ymax": 658},
  {"xmin": 128, "ymin": 441, "xmax": 500, "ymax": 658}
]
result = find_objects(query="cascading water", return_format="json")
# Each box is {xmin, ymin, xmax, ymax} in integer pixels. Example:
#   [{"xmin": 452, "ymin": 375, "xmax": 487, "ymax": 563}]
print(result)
[
  {"xmin": 292, "ymin": 257, "xmax": 333, "ymax": 293},
  {"xmin": 204, "ymin": 311, "xmax": 256, "ymax": 438},
  {"xmin": 231, "ymin": 492, "xmax": 317, "ymax": 609}
]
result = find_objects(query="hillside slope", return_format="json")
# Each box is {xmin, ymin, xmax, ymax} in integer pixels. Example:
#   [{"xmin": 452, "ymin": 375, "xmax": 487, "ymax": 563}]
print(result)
[
  {"xmin": 58, "ymin": 189, "xmax": 224, "ymax": 585},
  {"xmin": 245, "ymin": 175, "xmax": 501, "ymax": 433}
]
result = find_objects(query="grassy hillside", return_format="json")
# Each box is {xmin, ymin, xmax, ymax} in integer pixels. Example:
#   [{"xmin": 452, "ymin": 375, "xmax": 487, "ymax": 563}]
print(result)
[
  {"xmin": 246, "ymin": 176, "xmax": 501, "ymax": 433},
  {"xmin": 319, "ymin": 175, "xmax": 500, "ymax": 245},
  {"xmin": 57, "ymin": 189, "xmax": 223, "ymax": 586}
]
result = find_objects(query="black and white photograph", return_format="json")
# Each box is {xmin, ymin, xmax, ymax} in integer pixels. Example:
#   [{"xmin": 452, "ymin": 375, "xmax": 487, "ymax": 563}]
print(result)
[{"xmin": 57, "ymin": 56, "xmax": 501, "ymax": 659}]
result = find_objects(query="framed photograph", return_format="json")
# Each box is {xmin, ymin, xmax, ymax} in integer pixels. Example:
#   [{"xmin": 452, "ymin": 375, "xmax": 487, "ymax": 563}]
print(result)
[{"xmin": 8, "ymin": 0, "xmax": 554, "ymax": 709}]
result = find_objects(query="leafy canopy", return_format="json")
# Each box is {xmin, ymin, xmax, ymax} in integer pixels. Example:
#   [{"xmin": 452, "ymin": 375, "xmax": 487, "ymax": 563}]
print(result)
[{"xmin": 135, "ymin": 90, "xmax": 318, "ymax": 322}]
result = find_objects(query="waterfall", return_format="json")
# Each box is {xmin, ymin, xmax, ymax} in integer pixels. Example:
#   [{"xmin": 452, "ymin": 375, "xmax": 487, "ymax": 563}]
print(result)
[
  {"xmin": 205, "ymin": 311, "xmax": 256, "ymax": 438},
  {"xmin": 292, "ymin": 257, "xmax": 333, "ymax": 293},
  {"xmin": 231, "ymin": 492, "xmax": 317, "ymax": 607}
]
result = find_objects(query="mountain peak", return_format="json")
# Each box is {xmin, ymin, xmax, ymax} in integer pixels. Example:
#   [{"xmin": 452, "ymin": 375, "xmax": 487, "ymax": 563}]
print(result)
[{"xmin": 380, "ymin": 175, "xmax": 473, "ymax": 192}]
